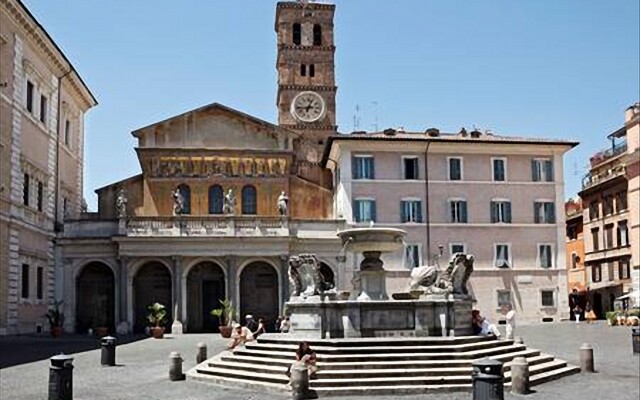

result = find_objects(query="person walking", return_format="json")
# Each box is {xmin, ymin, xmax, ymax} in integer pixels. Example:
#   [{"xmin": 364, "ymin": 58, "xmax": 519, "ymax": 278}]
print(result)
[{"xmin": 503, "ymin": 304, "xmax": 516, "ymax": 340}]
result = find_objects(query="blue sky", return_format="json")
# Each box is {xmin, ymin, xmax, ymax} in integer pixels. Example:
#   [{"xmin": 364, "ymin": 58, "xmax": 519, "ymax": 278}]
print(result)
[{"xmin": 23, "ymin": 1, "xmax": 639, "ymax": 209}]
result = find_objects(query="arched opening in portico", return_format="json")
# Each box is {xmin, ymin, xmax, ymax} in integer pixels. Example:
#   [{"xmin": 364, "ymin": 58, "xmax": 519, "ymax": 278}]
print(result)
[
  {"xmin": 240, "ymin": 261, "xmax": 279, "ymax": 332},
  {"xmin": 133, "ymin": 261, "xmax": 172, "ymax": 333},
  {"xmin": 319, "ymin": 262, "xmax": 335, "ymax": 289},
  {"xmin": 186, "ymin": 261, "xmax": 226, "ymax": 333},
  {"xmin": 75, "ymin": 262, "xmax": 115, "ymax": 334}
]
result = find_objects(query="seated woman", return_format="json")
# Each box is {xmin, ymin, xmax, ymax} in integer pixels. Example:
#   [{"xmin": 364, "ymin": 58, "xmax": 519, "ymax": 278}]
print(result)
[
  {"xmin": 289, "ymin": 341, "xmax": 317, "ymax": 379},
  {"xmin": 471, "ymin": 310, "xmax": 501, "ymax": 338},
  {"xmin": 228, "ymin": 323, "xmax": 255, "ymax": 351}
]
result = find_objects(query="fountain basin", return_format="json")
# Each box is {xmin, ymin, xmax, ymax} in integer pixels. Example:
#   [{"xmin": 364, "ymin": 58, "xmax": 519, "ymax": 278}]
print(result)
[{"xmin": 337, "ymin": 227, "xmax": 406, "ymax": 254}]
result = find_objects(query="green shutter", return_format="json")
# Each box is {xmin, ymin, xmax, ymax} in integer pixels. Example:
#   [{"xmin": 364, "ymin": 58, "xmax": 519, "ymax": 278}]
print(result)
[
  {"xmin": 400, "ymin": 201, "xmax": 407, "ymax": 223},
  {"xmin": 490, "ymin": 201, "xmax": 497, "ymax": 223},
  {"xmin": 505, "ymin": 202, "xmax": 512, "ymax": 223},
  {"xmin": 531, "ymin": 160, "xmax": 539, "ymax": 181}
]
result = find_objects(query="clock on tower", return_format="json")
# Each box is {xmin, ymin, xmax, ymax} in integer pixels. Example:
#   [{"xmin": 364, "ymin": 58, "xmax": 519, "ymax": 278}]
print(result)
[{"xmin": 275, "ymin": 1, "xmax": 337, "ymax": 162}]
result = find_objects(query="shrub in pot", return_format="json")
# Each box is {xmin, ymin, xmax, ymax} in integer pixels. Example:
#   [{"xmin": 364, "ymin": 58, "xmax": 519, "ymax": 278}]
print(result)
[
  {"xmin": 210, "ymin": 299, "xmax": 237, "ymax": 338},
  {"xmin": 147, "ymin": 302, "xmax": 168, "ymax": 339},
  {"xmin": 45, "ymin": 301, "xmax": 65, "ymax": 337}
]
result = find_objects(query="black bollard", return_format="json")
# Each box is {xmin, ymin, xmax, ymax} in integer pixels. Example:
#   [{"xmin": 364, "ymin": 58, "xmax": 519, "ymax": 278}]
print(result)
[
  {"xmin": 169, "ymin": 352, "xmax": 186, "ymax": 381},
  {"xmin": 472, "ymin": 358, "xmax": 504, "ymax": 400},
  {"xmin": 196, "ymin": 342, "xmax": 207, "ymax": 364},
  {"xmin": 632, "ymin": 328, "xmax": 640, "ymax": 354},
  {"xmin": 101, "ymin": 336, "xmax": 117, "ymax": 366},
  {"xmin": 48, "ymin": 354, "xmax": 74, "ymax": 400}
]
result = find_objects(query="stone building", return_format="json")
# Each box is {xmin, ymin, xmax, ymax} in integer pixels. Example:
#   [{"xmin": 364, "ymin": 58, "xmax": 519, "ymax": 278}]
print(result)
[
  {"xmin": 565, "ymin": 198, "xmax": 586, "ymax": 318},
  {"xmin": 322, "ymin": 130, "xmax": 577, "ymax": 324},
  {"xmin": 0, "ymin": 0, "xmax": 97, "ymax": 335},
  {"xmin": 578, "ymin": 104, "xmax": 640, "ymax": 316},
  {"xmin": 59, "ymin": 1, "xmax": 342, "ymax": 335}
]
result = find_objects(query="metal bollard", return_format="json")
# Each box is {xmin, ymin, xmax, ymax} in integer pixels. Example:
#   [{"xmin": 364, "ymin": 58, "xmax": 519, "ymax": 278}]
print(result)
[
  {"xmin": 196, "ymin": 342, "xmax": 207, "ymax": 364},
  {"xmin": 169, "ymin": 352, "xmax": 186, "ymax": 381},
  {"xmin": 510, "ymin": 357, "xmax": 530, "ymax": 395},
  {"xmin": 472, "ymin": 358, "xmax": 504, "ymax": 400},
  {"xmin": 579, "ymin": 343, "xmax": 594, "ymax": 373},
  {"xmin": 632, "ymin": 328, "xmax": 640, "ymax": 354},
  {"xmin": 48, "ymin": 354, "xmax": 74, "ymax": 400},
  {"xmin": 290, "ymin": 362, "xmax": 309, "ymax": 400},
  {"xmin": 100, "ymin": 336, "xmax": 117, "ymax": 366}
]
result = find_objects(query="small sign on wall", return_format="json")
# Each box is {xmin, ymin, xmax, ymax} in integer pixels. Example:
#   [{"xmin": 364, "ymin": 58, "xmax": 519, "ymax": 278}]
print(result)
[{"xmin": 516, "ymin": 275, "xmax": 533, "ymax": 284}]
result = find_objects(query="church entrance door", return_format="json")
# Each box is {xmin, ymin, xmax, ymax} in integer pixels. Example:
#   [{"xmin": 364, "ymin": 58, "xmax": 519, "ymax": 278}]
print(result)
[
  {"xmin": 240, "ymin": 262, "xmax": 279, "ymax": 331},
  {"xmin": 186, "ymin": 261, "xmax": 226, "ymax": 333},
  {"xmin": 133, "ymin": 262, "xmax": 172, "ymax": 333},
  {"xmin": 76, "ymin": 262, "xmax": 115, "ymax": 334}
]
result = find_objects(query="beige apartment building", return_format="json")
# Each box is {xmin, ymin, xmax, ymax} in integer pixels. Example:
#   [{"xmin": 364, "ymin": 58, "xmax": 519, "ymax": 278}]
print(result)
[
  {"xmin": 578, "ymin": 104, "xmax": 640, "ymax": 316},
  {"xmin": 0, "ymin": 0, "xmax": 97, "ymax": 334},
  {"xmin": 323, "ymin": 130, "xmax": 577, "ymax": 324}
]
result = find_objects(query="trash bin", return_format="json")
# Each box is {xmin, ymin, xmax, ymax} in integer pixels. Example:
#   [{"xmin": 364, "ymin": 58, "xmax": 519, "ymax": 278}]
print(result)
[
  {"xmin": 101, "ymin": 336, "xmax": 117, "ymax": 366},
  {"xmin": 472, "ymin": 358, "xmax": 504, "ymax": 400},
  {"xmin": 48, "ymin": 354, "xmax": 74, "ymax": 400},
  {"xmin": 633, "ymin": 329, "xmax": 640, "ymax": 354}
]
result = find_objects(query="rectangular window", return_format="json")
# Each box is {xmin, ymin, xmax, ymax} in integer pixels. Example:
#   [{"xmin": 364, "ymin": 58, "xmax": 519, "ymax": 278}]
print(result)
[
  {"xmin": 64, "ymin": 119, "xmax": 71, "ymax": 146},
  {"xmin": 534, "ymin": 201, "xmax": 555, "ymax": 224},
  {"xmin": 571, "ymin": 252, "xmax": 578, "ymax": 269},
  {"xmin": 497, "ymin": 290, "xmax": 512, "ymax": 308},
  {"xmin": 538, "ymin": 244, "xmax": 553, "ymax": 268},
  {"xmin": 541, "ymin": 290, "xmax": 555, "ymax": 307},
  {"xmin": 37, "ymin": 181, "xmax": 43, "ymax": 212},
  {"xmin": 23, "ymin": 173, "xmax": 29, "ymax": 206},
  {"xmin": 492, "ymin": 158, "xmax": 506, "ymax": 181},
  {"xmin": 591, "ymin": 228, "xmax": 599, "ymax": 251},
  {"xmin": 589, "ymin": 201, "xmax": 599, "ymax": 220},
  {"xmin": 353, "ymin": 199, "xmax": 376, "ymax": 223},
  {"xmin": 607, "ymin": 261, "xmax": 615, "ymax": 281},
  {"xmin": 532, "ymin": 159, "xmax": 553, "ymax": 182},
  {"xmin": 352, "ymin": 156, "xmax": 375, "ymax": 179},
  {"xmin": 39, "ymin": 95, "xmax": 47, "ymax": 123},
  {"xmin": 405, "ymin": 244, "xmax": 421, "ymax": 269},
  {"xmin": 36, "ymin": 267, "xmax": 43, "ymax": 300},
  {"xmin": 617, "ymin": 221, "xmax": 629, "ymax": 247},
  {"xmin": 448, "ymin": 157, "xmax": 462, "ymax": 181},
  {"xmin": 619, "ymin": 259, "xmax": 631, "ymax": 280},
  {"xmin": 21, "ymin": 264, "xmax": 29, "ymax": 299},
  {"xmin": 450, "ymin": 243, "xmax": 466, "ymax": 255},
  {"xmin": 567, "ymin": 225, "xmax": 578, "ymax": 240},
  {"xmin": 495, "ymin": 244, "xmax": 511, "ymax": 268},
  {"xmin": 26, "ymin": 80, "xmax": 34, "ymax": 112},
  {"xmin": 617, "ymin": 191, "xmax": 628, "ymax": 211},
  {"xmin": 603, "ymin": 195, "xmax": 614, "ymax": 215},
  {"xmin": 400, "ymin": 200, "xmax": 422, "ymax": 223},
  {"xmin": 403, "ymin": 157, "xmax": 419, "ymax": 180},
  {"xmin": 63, "ymin": 197, "xmax": 69, "ymax": 218},
  {"xmin": 591, "ymin": 264, "xmax": 602, "ymax": 283},
  {"xmin": 449, "ymin": 200, "xmax": 468, "ymax": 223},
  {"xmin": 490, "ymin": 200, "xmax": 512, "ymax": 223},
  {"xmin": 604, "ymin": 224, "xmax": 614, "ymax": 249}
]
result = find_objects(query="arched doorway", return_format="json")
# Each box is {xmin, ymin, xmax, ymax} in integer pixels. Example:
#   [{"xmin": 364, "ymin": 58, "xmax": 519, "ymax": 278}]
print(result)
[
  {"xmin": 75, "ymin": 262, "xmax": 115, "ymax": 334},
  {"xmin": 134, "ymin": 262, "xmax": 172, "ymax": 333},
  {"xmin": 187, "ymin": 261, "xmax": 225, "ymax": 332},
  {"xmin": 319, "ymin": 263, "xmax": 335, "ymax": 289},
  {"xmin": 240, "ymin": 262, "xmax": 278, "ymax": 331}
]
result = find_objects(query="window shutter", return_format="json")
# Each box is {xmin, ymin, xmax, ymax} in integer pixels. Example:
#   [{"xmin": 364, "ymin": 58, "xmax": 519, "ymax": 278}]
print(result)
[
  {"xmin": 351, "ymin": 157, "xmax": 358, "ymax": 179},
  {"xmin": 449, "ymin": 201, "xmax": 455, "ymax": 222},
  {"xmin": 400, "ymin": 201, "xmax": 406, "ymax": 223},
  {"xmin": 416, "ymin": 201, "xmax": 423, "ymax": 223},
  {"xmin": 547, "ymin": 202, "xmax": 556, "ymax": 223},
  {"xmin": 534, "ymin": 202, "xmax": 541, "ymax": 223},
  {"xmin": 531, "ymin": 160, "xmax": 539, "ymax": 181},
  {"xmin": 505, "ymin": 202, "xmax": 512, "ymax": 223},
  {"xmin": 371, "ymin": 201, "xmax": 377, "ymax": 222},
  {"xmin": 413, "ymin": 158, "xmax": 419, "ymax": 179},
  {"xmin": 353, "ymin": 200, "xmax": 360, "ymax": 222},
  {"xmin": 461, "ymin": 201, "xmax": 468, "ymax": 223},
  {"xmin": 490, "ymin": 201, "xmax": 497, "ymax": 223},
  {"xmin": 545, "ymin": 160, "xmax": 554, "ymax": 182},
  {"xmin": 370, "ymin": 158, "xmax": 375, "ymax": 179}
]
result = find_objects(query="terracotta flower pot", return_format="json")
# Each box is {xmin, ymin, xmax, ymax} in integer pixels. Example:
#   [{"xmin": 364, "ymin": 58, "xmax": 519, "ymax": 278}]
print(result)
[
  {"xmin": 219, "ymin": 325, "xmax": 233, "ymax": 338},
  {"xmin": 151, "ymin": 327, "xmax": 165, "ymax": 339},
  {"xmin": 50, "ymin": 326, "xmax": 64, "ymax": 338}
]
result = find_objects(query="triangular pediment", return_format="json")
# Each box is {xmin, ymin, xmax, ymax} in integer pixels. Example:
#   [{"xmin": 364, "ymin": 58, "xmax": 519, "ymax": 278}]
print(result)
[{"xmin": 132, "ymin": 102, "xmax": 298, "ymax": 151}]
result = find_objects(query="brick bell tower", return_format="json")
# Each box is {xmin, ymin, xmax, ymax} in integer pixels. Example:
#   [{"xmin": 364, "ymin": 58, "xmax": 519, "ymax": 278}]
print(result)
[{"xmin": 275, "ymin": 1, "xmax": 337, "ymax": 163}]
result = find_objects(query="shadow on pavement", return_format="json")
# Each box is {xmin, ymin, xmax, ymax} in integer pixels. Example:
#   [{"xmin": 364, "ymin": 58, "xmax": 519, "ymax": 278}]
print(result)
[{"xmin": 0, "ymin": 334, "xmax": 147, "ymax": 368}]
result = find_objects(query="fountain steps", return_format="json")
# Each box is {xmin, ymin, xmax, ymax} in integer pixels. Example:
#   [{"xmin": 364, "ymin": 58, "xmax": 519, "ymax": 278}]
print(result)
[
  {"xmin": 256, "ymin": 335, "xmax": 494, "ymax": 346},
  {"xmin": 187, "ymin": 336, "xmax": 579, "ymax": 395}
]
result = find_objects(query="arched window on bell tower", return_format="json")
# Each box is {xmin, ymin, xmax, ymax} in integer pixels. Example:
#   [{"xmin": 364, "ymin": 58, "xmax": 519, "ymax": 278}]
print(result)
[
  {"xmin": 293, "ymin": 23, "xmax": 301, "ymax": 45},
  {"xmin": 242, "ymin": 185, "xmax": 257, "ymax": 215},
  {"xmin": 208, "ymin": 185, "xmax": 223, "ymax": 215},
  {"xmin": 309, "ymin": 64, "xmax": 315, "ymax": 77},
  {"xmin": 313, "ymin": 24, "xmax": 322, "ymax": 46},
  {"xmin": 300, "ymin": 64, "xmax": 307, "ymax": 76}
]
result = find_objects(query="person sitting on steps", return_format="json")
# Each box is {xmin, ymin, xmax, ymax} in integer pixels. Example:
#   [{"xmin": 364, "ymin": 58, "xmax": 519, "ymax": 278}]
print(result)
[
  {"xmin": 472, "ymin": 310, "xmax": 501, "ymax": 338},
  {"xmin": 287, "ymin": 341, "xmax": 317, "ymax": 381},
  {"xmin": 228, "ymin": 323, "xmax": 254, "ymax": 351}
]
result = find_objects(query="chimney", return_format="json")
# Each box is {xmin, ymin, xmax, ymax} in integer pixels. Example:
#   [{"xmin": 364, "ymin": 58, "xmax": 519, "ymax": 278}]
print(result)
[
  {"xmin": 383, "ymin": 128, "xmax": 397, "ymax": 136},
  {"xmin": 425, "ymin": 128, "xmax": 440, "ymax": 137},
  {"xmin": 470, "ymin": 129, "xmax": 482, "ymax": 138}
]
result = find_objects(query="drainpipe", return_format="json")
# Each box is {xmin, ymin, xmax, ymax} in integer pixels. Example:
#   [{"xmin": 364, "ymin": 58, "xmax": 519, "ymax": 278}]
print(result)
[
  {"xmin": 424, "ymin": 140, "xmax": 432, "ymax": 263},
  {"xmin": 54, "ymin": 70, "xmax": 72, "ymax": 232}
]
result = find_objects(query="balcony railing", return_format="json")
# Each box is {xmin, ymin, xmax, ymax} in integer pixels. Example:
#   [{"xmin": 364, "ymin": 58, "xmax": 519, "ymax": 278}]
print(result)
[
  {"xmin": 589, "ymin": 142, "xmax": 627, "ymax": 167},
  {"xmin": 582, "ymin": 165, "xmax": 626, "ymax": 189}
]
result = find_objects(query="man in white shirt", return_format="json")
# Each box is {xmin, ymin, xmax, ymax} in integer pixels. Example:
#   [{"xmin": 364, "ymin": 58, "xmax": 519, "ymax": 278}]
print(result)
[
  {"xmin": 228, "ymin": 323, "xmax": 254, "ymax": 350},
  {"xmin": 503, "ymin": 304, "xmax": 516, "ymax": 340}
]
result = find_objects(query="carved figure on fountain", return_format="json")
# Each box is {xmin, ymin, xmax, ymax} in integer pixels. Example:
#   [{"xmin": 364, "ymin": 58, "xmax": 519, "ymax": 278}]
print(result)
[
  {"xmin": 409, "ymin": 253, "xmax": 474, "ymax": 298},
  {"xmin": 288, "ymin": 254, "xmax": 332, "ymax": 301}
]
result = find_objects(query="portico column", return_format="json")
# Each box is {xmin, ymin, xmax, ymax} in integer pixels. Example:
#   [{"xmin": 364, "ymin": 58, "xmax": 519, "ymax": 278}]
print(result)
[
  {"xmin": 171, "ymin": 255, "xmax": 184, "ymax": 334},
  {"xmin": 116, "ymin": 256, "xmax": 130, "ymax": 334},
  {"xmin": 225, "ymin": 256, "xmax": 237, "ymax": 322},
  {"xmin": 280, "ymin": 255, "xmax": 290, "ymax": 310}
]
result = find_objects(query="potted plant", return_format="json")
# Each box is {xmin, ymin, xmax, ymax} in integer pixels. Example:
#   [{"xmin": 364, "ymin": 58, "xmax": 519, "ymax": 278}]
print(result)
[
  {"xmin": 45, "ymin": 301, "xmax": 65, "ymax": 337},
  {"xmin": 147, "ymin": 302, "xmax": 168, "ymax": 339},
  {"xmin": 605, "ymin": 311, "xmax": 618, "ymax": 326},
  {"xmin": 210, "ymin": 299, "xmax": 236, "ymax": 338}
]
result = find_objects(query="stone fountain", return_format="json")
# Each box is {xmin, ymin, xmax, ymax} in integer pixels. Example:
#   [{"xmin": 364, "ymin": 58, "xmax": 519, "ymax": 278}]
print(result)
[{"xmin": 285, "ymin": 226, "xmax": 475, "ymax": 338}]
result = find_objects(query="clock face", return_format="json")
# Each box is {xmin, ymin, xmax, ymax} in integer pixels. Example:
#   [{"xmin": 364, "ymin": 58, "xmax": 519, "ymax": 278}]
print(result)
[{"xmin": 290, "ymin": 91, "xmax": 326, "ymax": 123}]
